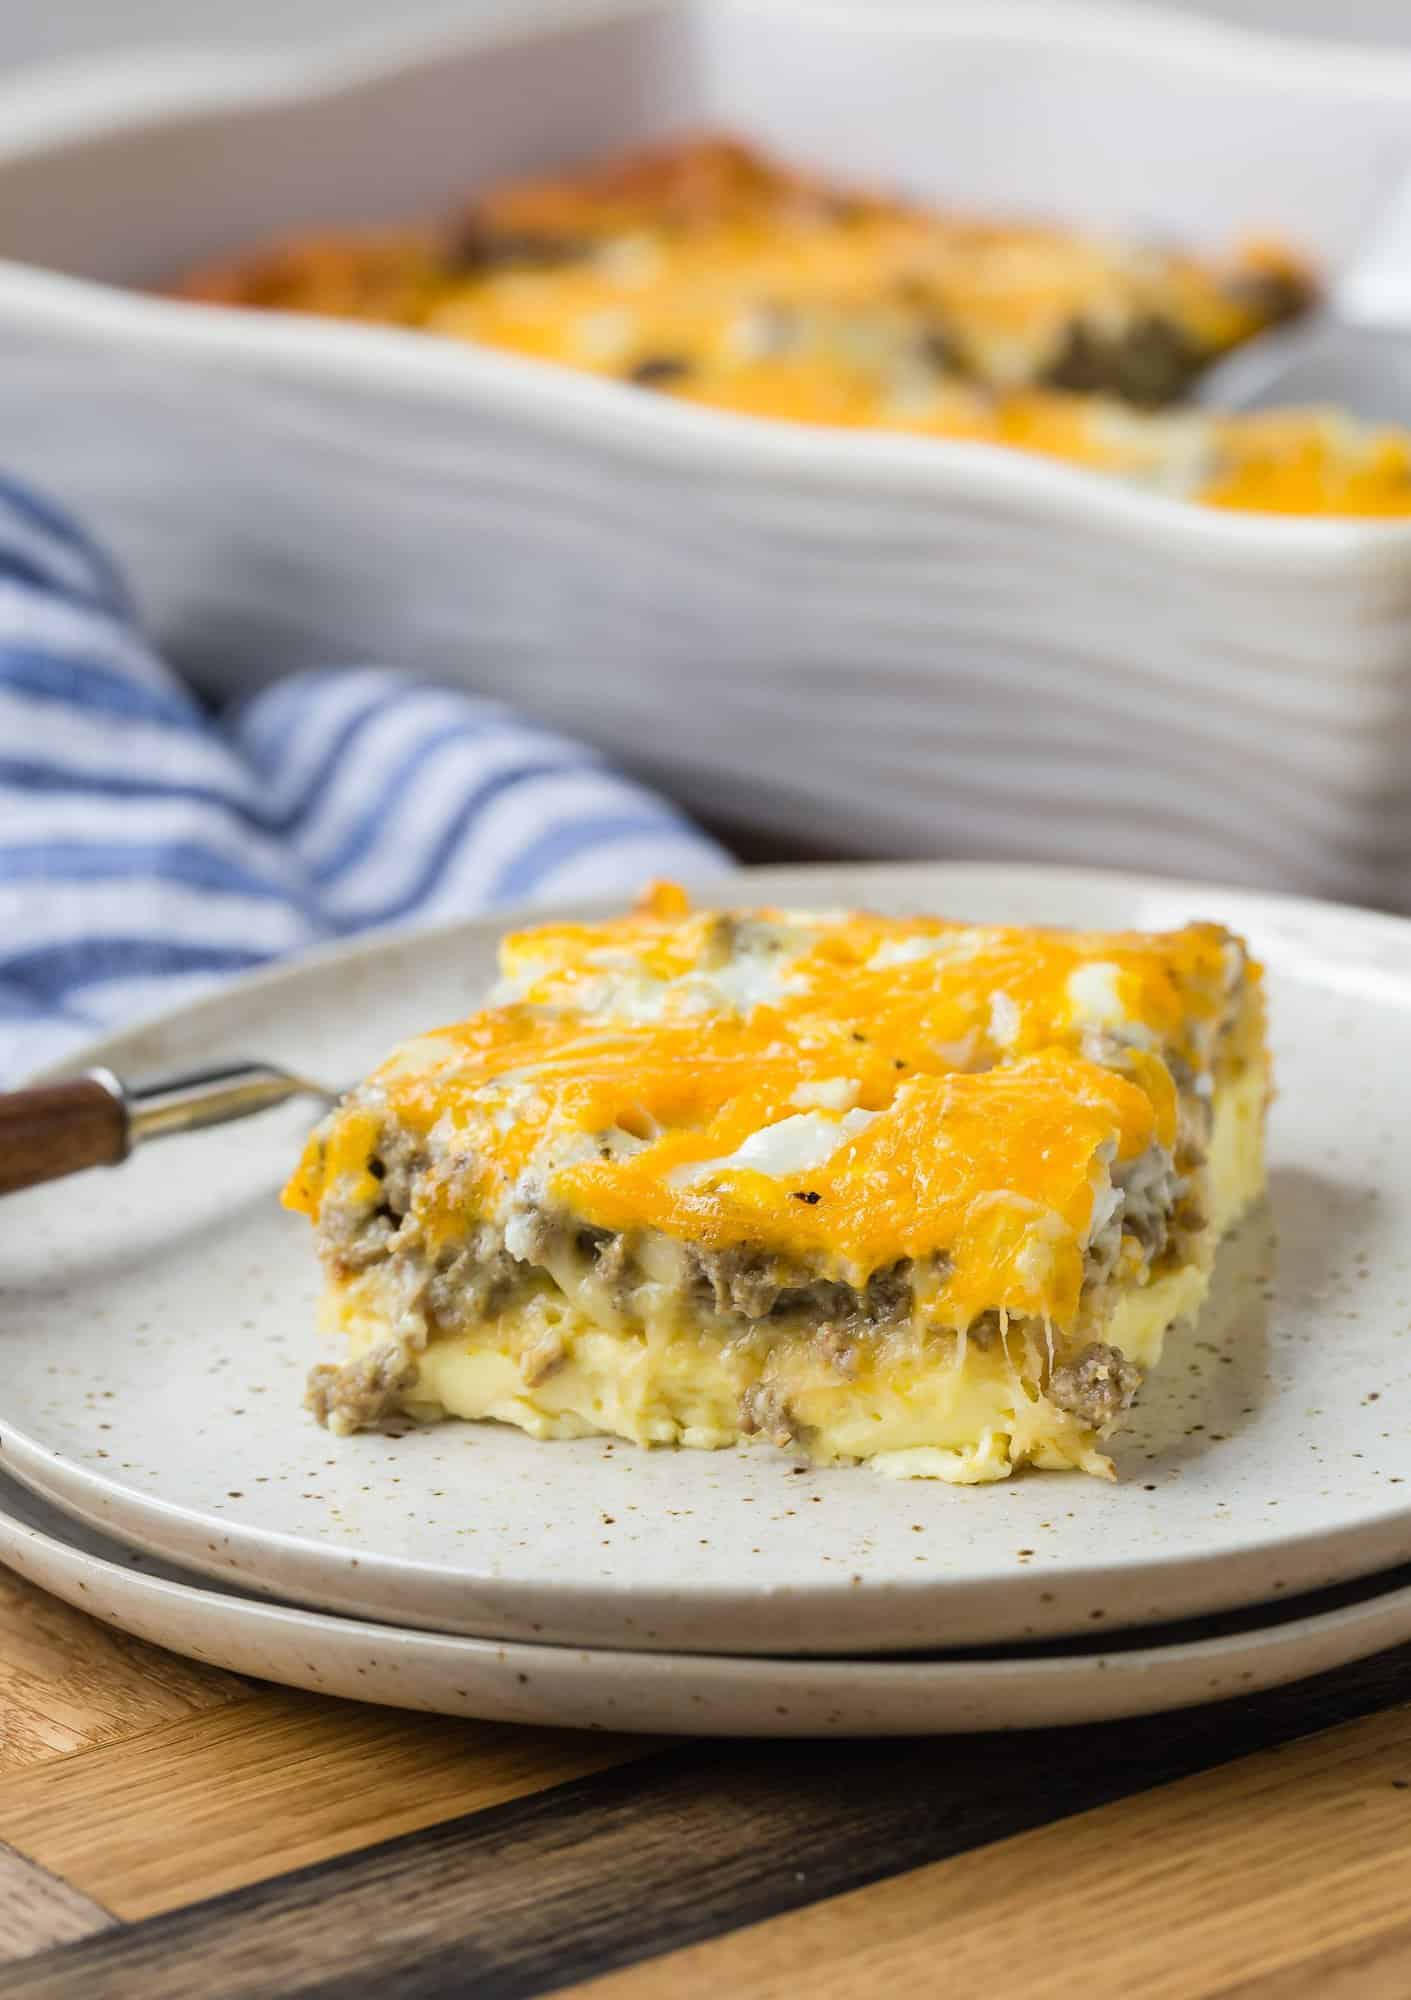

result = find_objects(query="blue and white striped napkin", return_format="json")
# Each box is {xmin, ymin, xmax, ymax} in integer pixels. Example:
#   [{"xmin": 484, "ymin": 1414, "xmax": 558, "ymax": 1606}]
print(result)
[{"xmin": 0, "ymin": 476, "xmax": 731, "ymax": 1082}]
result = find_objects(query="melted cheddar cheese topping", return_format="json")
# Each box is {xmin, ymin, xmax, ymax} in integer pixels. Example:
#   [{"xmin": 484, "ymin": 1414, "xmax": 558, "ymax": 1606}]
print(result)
[
  {"xmin": 171, "ymin": 136, "xmax": 1411, "ymax": 517},
  {"xmin": 496, "ymin": 895, "xmax": 1232, "ymax": 1088},
  {"xmin": 556, "ymin": 1052, "xmax": 1153, "ymax": 1329}
]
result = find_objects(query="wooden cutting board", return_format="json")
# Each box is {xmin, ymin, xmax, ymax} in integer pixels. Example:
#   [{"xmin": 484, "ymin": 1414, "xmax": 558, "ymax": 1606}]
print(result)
[{"xmin": 1, "ymin": 1560, "xmax": 1410, "ymax": 1996}]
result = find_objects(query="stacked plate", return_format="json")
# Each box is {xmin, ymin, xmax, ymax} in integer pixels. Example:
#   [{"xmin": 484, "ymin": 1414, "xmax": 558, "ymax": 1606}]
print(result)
[{"xmin": 5, "ymin": 862, "xmax": 1411, "ymax": 1736}]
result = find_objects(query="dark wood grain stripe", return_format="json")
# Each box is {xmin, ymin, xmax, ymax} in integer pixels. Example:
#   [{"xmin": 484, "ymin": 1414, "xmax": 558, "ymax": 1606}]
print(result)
[
  {"xmin": 0, "ymin": 1846, "xmax": 111, "ymax": 1965},
  {"xmin": 571, "ymin": 1681, "xmax": 1411, "ymax": 2000},
  {"xmin": 0, "ymin": 1689, "xmax": 652, "ymax": 1918},
  {"xmin": 5, "ymin": 1644, "xmax": 1411, "ymax": 2000}
]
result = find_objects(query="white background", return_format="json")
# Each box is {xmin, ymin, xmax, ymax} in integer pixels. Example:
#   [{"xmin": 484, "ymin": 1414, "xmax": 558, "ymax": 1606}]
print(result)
[{"xmin": 5, "ymin": 0, "xmax": 1411, "ymax": 77}]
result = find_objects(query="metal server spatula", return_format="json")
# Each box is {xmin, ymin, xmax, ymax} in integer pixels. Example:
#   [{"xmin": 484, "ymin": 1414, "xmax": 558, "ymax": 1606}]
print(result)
[
  {"xmin": 0, "ymin": 1065, "xmax": 340, "ymax": 1197},
  {"xmin": 1194, "ymin": 171, "xmax": 1411, "ymax": 421}
]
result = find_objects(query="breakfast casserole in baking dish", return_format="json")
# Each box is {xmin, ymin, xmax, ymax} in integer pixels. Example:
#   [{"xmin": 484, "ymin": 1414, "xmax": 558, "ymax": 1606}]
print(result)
[
  {"xmin": 283, "ymin": 883, "xmax": 1269, "ymax": 1483},
  {"xmin": 172, "ymin": 133, "xmax": 1411, "ymax": 516}
]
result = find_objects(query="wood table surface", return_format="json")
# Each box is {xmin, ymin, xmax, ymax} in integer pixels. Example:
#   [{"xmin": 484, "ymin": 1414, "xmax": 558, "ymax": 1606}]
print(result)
[{"xmin": 0, "ymin": 1561, "xmax": 1410, "ymax": 1997}]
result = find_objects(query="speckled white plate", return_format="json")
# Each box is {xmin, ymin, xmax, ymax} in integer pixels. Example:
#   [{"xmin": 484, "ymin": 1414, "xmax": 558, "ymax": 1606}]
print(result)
[
  {"xmin": 4, "ymin": 863, "xmax": 1411, "ymax": 1657},
  {"xmin": 6, "ymin": 1465, "xmax": 1411, "ymax": 1737}
]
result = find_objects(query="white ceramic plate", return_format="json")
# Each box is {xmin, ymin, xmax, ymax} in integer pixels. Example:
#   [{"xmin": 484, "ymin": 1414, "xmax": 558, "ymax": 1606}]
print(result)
[
  {"xmin": 6, "ymin": 3, "xmax": 1411, "ymax": 905},
  {"xmin": 8, "ymin": 1465, "xmax": 1411, "ymax": 1737},
  {"xmin": 4, "ymin": 862, "xmax": 1411, "ymax": 1656}
]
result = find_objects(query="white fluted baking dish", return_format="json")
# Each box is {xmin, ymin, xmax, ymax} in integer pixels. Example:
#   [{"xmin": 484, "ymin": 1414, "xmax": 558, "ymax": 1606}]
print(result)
[{"xmin": 4, "ymin": 0, "xmax": 1411, "ymax": 902}]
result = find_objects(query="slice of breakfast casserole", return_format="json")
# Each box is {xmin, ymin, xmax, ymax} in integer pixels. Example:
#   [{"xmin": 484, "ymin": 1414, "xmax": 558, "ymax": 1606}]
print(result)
[{"xmin": 283, "ymin": 883, "xmax": 1268, "ymax": 1482}]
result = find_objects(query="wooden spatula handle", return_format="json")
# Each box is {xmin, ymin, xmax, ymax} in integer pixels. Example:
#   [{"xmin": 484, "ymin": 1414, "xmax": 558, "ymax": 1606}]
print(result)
[{"xmin": 0, "ymin": 1074, "xmax": 128, "ymax": 1195}]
